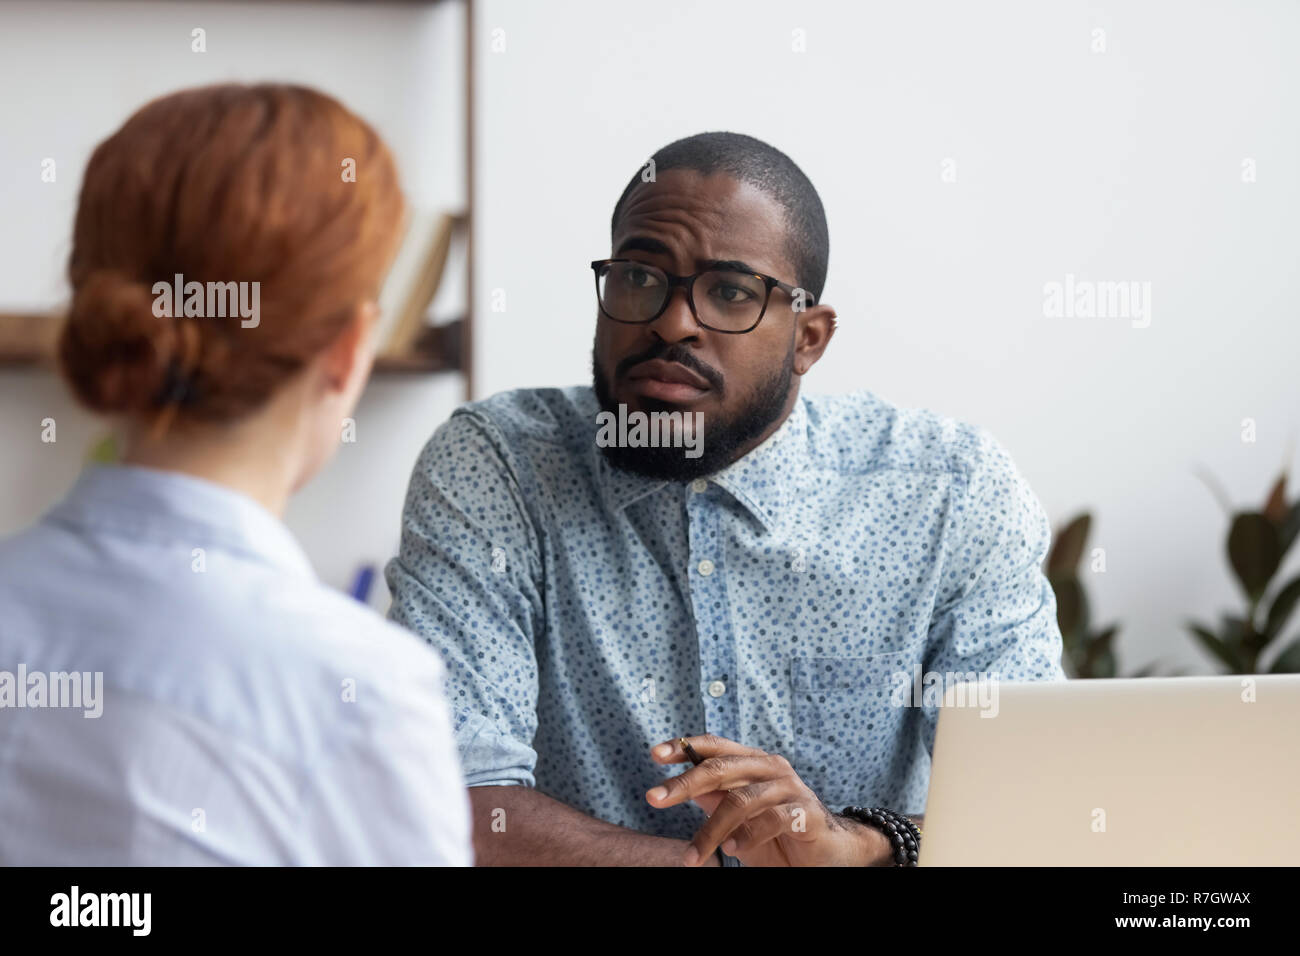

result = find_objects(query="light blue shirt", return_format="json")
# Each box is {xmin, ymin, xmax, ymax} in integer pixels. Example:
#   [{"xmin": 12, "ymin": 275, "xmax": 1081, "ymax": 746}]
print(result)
[
  {"xmin": 386, "ymin": 387, "xmax": 1065, "ymax": 855},
  {"xmin": 0, "ymin": 464, "xmax": 472, "ymax": 865}
]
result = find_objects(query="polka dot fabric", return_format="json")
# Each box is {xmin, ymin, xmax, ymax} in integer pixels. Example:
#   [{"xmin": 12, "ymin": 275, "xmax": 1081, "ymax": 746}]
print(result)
[{"xmin": 386, "ymin": 386, "xmax": 1066, "ymax": 843}]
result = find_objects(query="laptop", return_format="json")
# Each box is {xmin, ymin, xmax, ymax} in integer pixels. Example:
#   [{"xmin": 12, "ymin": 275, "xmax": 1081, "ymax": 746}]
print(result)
[{"xmin": 918, "ymin": 674, "xmax": 1300, "ymax": 865}]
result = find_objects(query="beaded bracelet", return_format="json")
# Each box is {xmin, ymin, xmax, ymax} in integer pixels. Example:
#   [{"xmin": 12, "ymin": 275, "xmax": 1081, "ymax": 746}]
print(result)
[
  {"xmin": 876, "ymin": 807, "xmax": 922, "ymax": 864},
  {"xmin": 840, "ymin": 806, "xmax": 920, "ymax": 866}
]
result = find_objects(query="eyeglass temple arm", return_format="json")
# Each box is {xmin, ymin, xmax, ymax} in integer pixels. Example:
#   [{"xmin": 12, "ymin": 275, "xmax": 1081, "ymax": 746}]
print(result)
[{"xmin": 775, "ymin": 279, "xmax": 814, "ymax": 305}]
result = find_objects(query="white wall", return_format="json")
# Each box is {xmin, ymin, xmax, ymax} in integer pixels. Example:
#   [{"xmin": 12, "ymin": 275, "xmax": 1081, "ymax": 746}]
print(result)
[
  {"xmin": 3, "ymin": 0, "xmax": 1298, "ymax": 671},
  {"xmin": 470, "ymin": 0, "xmax": 1300, "ymax": 673},
  {"xmin": 0, "ymin": 0, "xmax": 467, "ymax": 604}
]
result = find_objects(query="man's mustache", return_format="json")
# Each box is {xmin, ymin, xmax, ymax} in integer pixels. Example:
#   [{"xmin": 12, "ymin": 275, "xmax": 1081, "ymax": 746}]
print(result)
[{"xmin": 614, "ymin": 343, "xmax": 724, "ymax": 393}]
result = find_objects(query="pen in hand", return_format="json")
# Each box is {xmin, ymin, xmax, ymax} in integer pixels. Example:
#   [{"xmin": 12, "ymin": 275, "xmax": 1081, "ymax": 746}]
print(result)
[{"xmin": 677, "ymin": 737, "xmax": 728, "ymax": 866}]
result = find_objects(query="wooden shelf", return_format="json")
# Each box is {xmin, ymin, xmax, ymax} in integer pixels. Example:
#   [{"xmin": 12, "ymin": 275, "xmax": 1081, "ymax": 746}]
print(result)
[
  {"xmin": 374, "ymin": 318, "xmax": 466, "ymax": 374},
  {"xmin": 0, "ymin": 312, "xmax": 62, "ymax": 368},
  {"xmin": 0, "ymin": 312, "xmax": 467, "ymax": 378}
]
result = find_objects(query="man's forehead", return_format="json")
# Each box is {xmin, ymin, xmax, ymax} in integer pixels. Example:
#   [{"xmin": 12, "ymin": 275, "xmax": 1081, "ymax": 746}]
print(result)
[{"xmin": 614, "ymin": 169, "xmax": 792, "ymax": 275}]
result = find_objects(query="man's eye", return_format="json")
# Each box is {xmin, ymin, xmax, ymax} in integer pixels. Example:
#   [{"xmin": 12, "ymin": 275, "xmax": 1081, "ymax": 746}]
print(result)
[
  {"xmin": 621, "ymin": 266, "xmax": 659, "ymax": 288},
  {"xmin": 709, "ymin": 282, "xmax": 756, "ymax": 303}
]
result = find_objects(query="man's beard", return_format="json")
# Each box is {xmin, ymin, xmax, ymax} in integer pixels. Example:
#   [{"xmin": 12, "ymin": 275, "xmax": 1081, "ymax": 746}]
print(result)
[{"xmin": 591, "ymin": 339, "xmax": 794, "ymax": 482}]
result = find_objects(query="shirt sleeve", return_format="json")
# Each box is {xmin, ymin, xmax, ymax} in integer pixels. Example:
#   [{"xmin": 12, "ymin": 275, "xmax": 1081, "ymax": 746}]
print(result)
[
  {"xmin": 920, "ymin": 427, "xmax": 1067, "ymax": 754},
  {"xmin": 384, "ymin": 410, "xmax": 545, "ymax": 789}
]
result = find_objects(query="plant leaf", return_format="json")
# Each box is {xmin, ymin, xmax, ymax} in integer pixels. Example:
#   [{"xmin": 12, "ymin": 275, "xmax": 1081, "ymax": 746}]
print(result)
[
  {"xmin": 1268, "ymin": 640, "xmax": 1300, "ymax": 673},
  {"xmin": 1262, "ymin": 472, "xmax": 1288, "ymax": 524},
  {"xmin": 1047, "ymin": 514, "xmax": 1091, "ymax": 577},
  {"xmin": 1188, "ymin": 622, "xmax": 1243, "ymax": 672},
  {"xmin": 1093, "ymin": 651, "xmax": 1117, "ymax": 679},
  {"xmin": 1087, "ymin": 626, "xmax": 1119, "ymax": 679},
  {"xmin": 1265, "ymin": 574, "xmax": 1300, "ymax": 639},
  {"xmin": 1227, "ymin": 512, "xmax": 1281, "ymax": 602},
  {"xmin": 1220, "ymin": 614, "xmax": 1247, "ymax": 643},
  {"xmin": 1082, "ymin": 637, "xmax": 1116, "ymax": 679},
  {"xmin": 1279, "ymin": 501, "xmax": 1300, "ymax": 559},
  {"xmin": 1220, "ymin": 613, "xmax": 1268, "ymax": 662},
  {"xmin": 1050, "ymin": 575, "xmax": 1087, "ymax": 645}
]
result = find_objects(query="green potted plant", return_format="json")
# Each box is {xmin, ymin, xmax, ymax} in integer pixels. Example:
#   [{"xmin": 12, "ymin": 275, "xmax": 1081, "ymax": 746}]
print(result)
[
  {"xmin": 1189, "ymin": 470, "xmax": 1300, "ymax": 673},
  {"xmin": 1046, "ymin": 513, "xmax": 1168, "ymax": 678}
]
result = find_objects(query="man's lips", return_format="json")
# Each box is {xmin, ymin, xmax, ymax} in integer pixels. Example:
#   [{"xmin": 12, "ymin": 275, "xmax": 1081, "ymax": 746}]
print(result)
[{"xmin": 623, "ymin": 359, "xmax": 712, "ymax": 403}]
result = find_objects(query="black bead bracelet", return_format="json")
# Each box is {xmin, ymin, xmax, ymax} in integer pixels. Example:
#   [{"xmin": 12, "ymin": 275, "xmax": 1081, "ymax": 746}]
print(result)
[{"xmin": 840, "ymin": 806, "xmax": 920, "ymax": 866}]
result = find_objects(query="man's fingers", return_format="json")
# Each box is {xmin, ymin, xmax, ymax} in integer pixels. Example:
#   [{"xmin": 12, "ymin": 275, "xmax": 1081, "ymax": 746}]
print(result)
[
  {"xmin": 684, "ymin": 778, "xmax": 802, "ymax": 865},
  {"xmin": 650, "ymin": 733, "xmax": 767, "ymax": 764},
  {"xmin": 645, "ymin": 753, "xmax": 789, "ymax": 808},
  {"xmin": 688, "ymin": 733, "xmax": 768, "ymax": 758},
  {"xmin": 724, "ymin": 803, "xmax": 808, "ymax": 855}
]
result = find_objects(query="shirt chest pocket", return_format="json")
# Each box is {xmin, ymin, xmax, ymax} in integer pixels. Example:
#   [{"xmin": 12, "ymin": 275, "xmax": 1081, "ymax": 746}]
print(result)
[{"xmin": 789, "ymin": 653, "xmax": 910, "ymax": 807}]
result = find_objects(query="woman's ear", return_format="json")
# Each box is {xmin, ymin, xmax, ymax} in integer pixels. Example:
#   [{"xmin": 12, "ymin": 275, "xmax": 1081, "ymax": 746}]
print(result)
[{"xmin": 320, "ymin": 301, "xmax": 381, "ymax": 394}]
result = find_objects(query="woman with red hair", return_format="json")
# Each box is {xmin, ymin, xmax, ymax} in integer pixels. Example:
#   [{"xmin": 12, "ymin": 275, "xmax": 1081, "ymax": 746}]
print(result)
[{"xmin": 0, "ymin": 84, "xmax": 471, "ymax": 865}]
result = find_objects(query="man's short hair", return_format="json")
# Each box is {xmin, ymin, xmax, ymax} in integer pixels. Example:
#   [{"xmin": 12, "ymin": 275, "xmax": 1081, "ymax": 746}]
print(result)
[{"xmin": 610, "ymin": 132, "xmax": 830, "ymax": 303}]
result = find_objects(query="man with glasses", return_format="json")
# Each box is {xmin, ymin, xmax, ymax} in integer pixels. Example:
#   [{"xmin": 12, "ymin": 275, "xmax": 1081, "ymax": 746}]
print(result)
[{"xmin": 387, "ymin": 132, "xmax": 1065, "ymax": 867}]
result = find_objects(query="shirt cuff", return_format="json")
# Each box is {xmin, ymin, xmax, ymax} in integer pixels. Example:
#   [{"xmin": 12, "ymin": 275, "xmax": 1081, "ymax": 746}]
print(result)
[{"xmin": 455, "ymin": 709, "xmax": 538, "ymax": 789}]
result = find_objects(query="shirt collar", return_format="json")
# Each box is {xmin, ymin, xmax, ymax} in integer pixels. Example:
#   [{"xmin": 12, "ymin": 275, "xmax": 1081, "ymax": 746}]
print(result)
[
  {"xmin": 709, "ymin": 396, "xmax": 808, "ymax": 532},
  {"xmin": 591, "ymin": 393, "xmax": 809, "ymax": 533},
  {"xmin": 46, "ymin": 463, "xmax": 316, "ymax": 582},
  {"xmin": 593, "ymin": 444, "xmax": 670, "ymax": 514}
]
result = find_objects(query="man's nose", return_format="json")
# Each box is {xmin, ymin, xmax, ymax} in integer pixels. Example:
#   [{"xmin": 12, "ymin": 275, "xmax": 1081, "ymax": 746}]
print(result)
[{"xmin": 647, "ymin": 286, "xmax": 700, "ymax": 343}]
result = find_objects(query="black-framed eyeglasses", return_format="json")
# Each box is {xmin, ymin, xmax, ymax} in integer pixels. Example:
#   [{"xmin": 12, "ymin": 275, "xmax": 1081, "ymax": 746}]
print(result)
[{"xmin": 590, "ymin": 258, "xmax": 814, "ymax": 334}]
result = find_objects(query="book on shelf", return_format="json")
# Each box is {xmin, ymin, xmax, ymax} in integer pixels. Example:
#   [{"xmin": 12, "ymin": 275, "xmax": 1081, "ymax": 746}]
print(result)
[{"xmin": 376, "ymin": 210, "xmax": 467, "ymax": 361}]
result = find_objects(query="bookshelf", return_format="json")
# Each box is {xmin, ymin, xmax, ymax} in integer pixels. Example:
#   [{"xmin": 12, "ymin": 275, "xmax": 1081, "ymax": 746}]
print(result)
[
  {"xmin": 0, "ymin": 0, "xmax": 475, "ymax": 399},
  {"xmin": 0, "ymin": 313, "xmax": 60, "ymax": 367},
  {"xmin": 0, "ymin": 312, "xmax": 469, "ymax": 376}
]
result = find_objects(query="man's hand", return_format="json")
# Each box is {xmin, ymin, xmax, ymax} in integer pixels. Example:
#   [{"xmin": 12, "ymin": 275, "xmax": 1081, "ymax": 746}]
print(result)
[{"xmin": 645, "ymin": 734, "xmax": 892, "ymax": 867}]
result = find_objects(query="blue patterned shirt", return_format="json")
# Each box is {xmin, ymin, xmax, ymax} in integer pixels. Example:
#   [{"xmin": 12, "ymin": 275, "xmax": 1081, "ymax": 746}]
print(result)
[{"xmin": 386, "ymin": 387, "xmax": 1065, "ymax": 850}]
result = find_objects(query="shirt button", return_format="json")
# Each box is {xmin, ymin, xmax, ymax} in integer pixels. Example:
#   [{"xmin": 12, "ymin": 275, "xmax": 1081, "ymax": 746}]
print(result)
[
  {"xmin": 697, "ymin": 559, "xmax": 715, "ymax": 576},
  {"xmin": 707, "ymin": 680, "xmax": 726, "ymax": 698},
  {"xmin": 691, "ymin": 479, "xmax": 708, "ymax": 493}
]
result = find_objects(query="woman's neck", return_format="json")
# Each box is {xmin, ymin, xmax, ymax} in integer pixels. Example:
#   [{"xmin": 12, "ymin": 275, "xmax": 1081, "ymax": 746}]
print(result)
[{"xmin": 122, "ymin": 412, "xmax": 304, "ymax": 518}]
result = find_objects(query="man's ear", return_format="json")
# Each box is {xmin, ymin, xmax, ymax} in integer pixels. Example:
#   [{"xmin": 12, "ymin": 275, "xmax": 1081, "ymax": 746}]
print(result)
[
  {"xmin": 319, "ymin": 301, "xmax": 380, "ymax": 394},
  {"xmin": 792, "ymin": 303, "xmax": 837, "ymax": 376}
]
